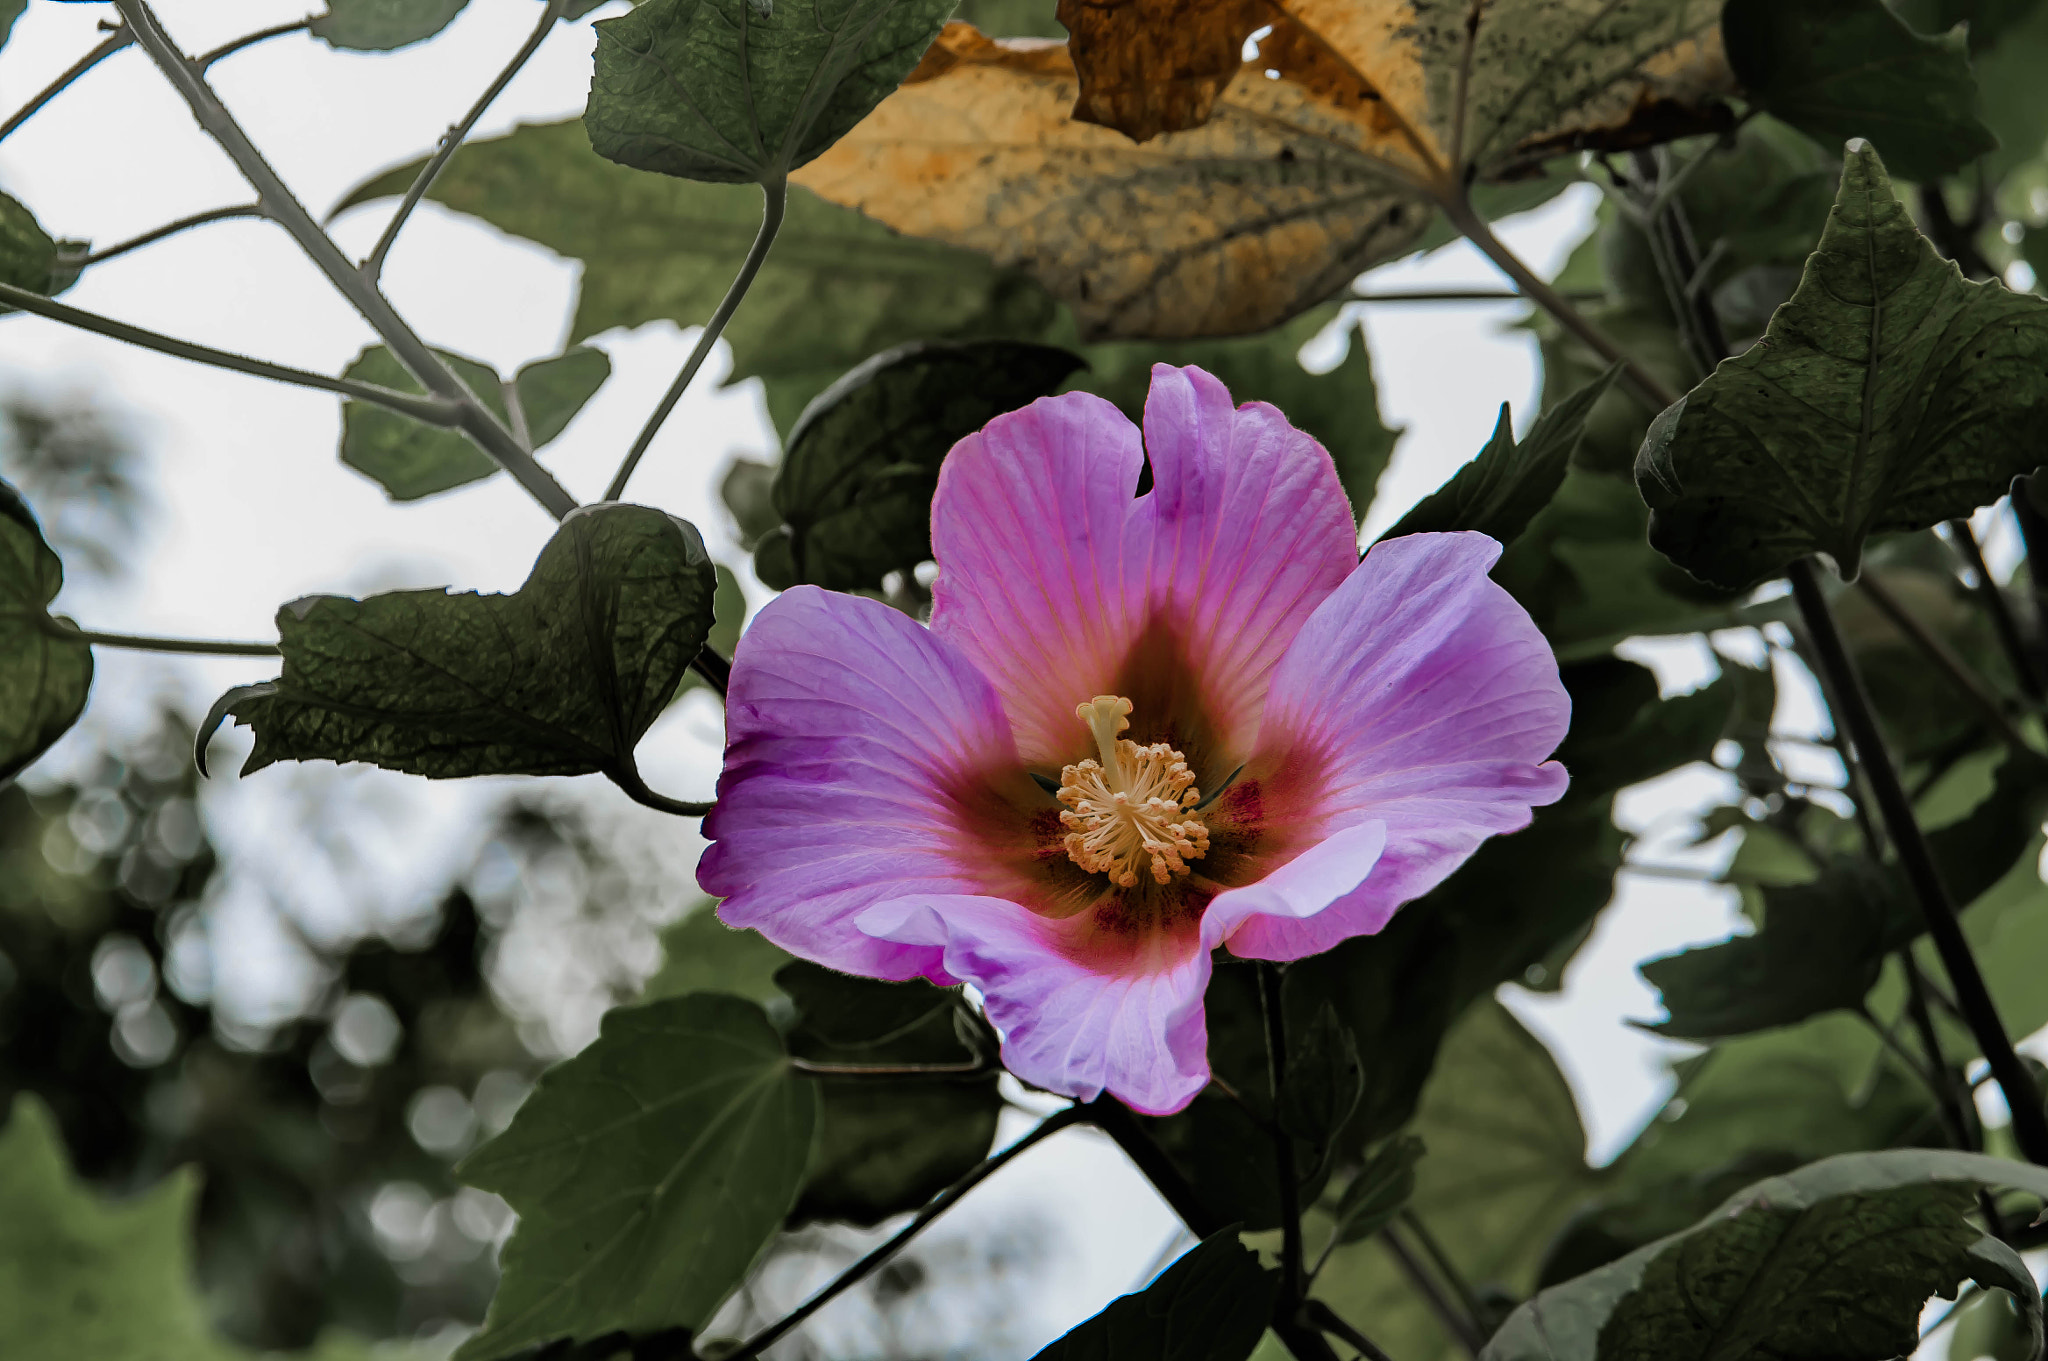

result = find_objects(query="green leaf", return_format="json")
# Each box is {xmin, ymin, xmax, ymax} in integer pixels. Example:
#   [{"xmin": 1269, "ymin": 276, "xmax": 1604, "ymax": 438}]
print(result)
[
  {"xmin": 1278, "ymin": 1001, "xmax": 1363, "ymax": 1146},
  {"xmin": 720, "ymin": 459, "xmax": 780, "ymax": 549},
  {"xmin": 1385, "ymin": 368, "xmax": 1618, "ymax": 547},
  {"xmin": 0, "ymin": 480, "xmax": 91, "ymax": 783},
  {"xmin": 0, "ymin": 3, "xmax": 23, "ymax": 54},
  {"xmin": 1723, "ymin": 0, "xmax": 1995, "ymax": 182},
  {"xmin": 0, "ymin": 1095, "xmax": 235, "ymax": 1361},
  {"xmin": 776, "ymin": 962, "xmax": 1001, "ymax": 1226},
  {"xmin": 756, "ymin": 340, "xmax": 1085, "ymax": 590},
  {"xmin": 1078, "ymin": 310, "xmax": 1402, "ymax": 529},
  {"xmin": 211, "ymin": 503, "xmax": 715, "ymax": 790},
  {"xmin": 513, "ymin": 345, "xmax": 612, "ymax": 448},
  {"xmin": 677, "ymin": 563, "xmax": 748, "ymax": 699},
  {"xmin": 1329, "ymin": 1136, "xmax": 1424, "ymax": 1247},
  {"xmin": 1028, "ymin": 1233, "xmax": 1277, "ymax": 1361},
  {"xmin": 311, "ymin": 0, "xmax": 470, "ymax": 51},
  {"xmin": 951, "ymin": 0, "xmax": 1065, "ymax": 35},
  {"xmin": 338, "ymin": 345, "xmax": 606, "ymax": 502},
  {"xmin": 585, "ymin": 0, "xmax": 959, "ymax": 184},
  {"xmin": 1484, "ymin": 1150, "xmax": 2048, "ymax": 1361},
  {"xmin": 0, "ymin": 190, "xmax": 83, "ymax": 303},
  {"xmin": 1639, "ymin": 856, "xmax": 1904, "ymax": 1039},
  {"xmin": 456, "ymin": 994, "xmax": 819, "ymax": 1360},
  {"xmin": 642, "ymin": 901, "xmax": 794, "ymax": 1006},
  {"xmin": 1637, "ymin": 143, "xmax": 2048, "ymax": 590},
  {"xmin": 333, "ymin": 122, "xmax": 1064, "ymax": 394}
]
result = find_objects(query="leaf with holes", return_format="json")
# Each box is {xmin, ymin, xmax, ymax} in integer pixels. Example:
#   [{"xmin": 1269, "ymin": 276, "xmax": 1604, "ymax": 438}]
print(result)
[
  {"xmin": 455, "ymin": 994, "xmax": 818, "ymax": 1360},
  {"xmin": 586, "ymin": 0, "xmax": 962, "ymax": 184},
  {"xmin": 0, "ymin": 481, "xmax": 91, "ymax": 783},
  {"xmin": 206, "ymin": 503, "xmax": 715, "ymax": 796},
  {"xmin": 1638, "ymin": 143, "xmax": 2048, "ymax": 589}
]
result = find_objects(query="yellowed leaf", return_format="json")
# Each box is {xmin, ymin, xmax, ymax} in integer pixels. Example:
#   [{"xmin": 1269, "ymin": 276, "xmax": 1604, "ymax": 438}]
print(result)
[{"xmin": 792, "ymin": 0, "xmax": 1733, "ymax": 339}]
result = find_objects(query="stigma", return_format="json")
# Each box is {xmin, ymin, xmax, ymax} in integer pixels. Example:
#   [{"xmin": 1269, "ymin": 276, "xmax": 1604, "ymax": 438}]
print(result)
[{"xmin": 1056, "ymin": 696, "xmax": 1211, "ymax": 888}]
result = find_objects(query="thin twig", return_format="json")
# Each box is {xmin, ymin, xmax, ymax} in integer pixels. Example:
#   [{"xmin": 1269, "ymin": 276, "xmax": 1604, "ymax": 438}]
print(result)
[
  {"xmin": 1379, "ymin": 1222, "xmax": 1484, "ymax": 1356},
  {"xmin": 0, "ymin": 26, "xmax": 134, "ymax": 145},
  {"xmin": 1945, "ymin": 517, "xmax": 2045, "ymax": 702},
  {"xmin": 1855, "ymin": 573, "xmax": 2036, "ymax": 753},
  {"xmin": 194, "ymin": 17, "xmax": 312, "ymax": 71},
  {"xmin": 111, "ymin": 0, "xmax": 578, "ymax": 520},
  {"xmin": 59, "ymin": 203, "xmax": 267, "ymax": 268},
  {"xmin": 1900, "ymin": 962, "xmax": 1982, "ymax": 1151},
  {"xmin": 1303, "ymin": 1299, "xmax": 1396, "ymax": 1361},
  {"xmin": 1400, "ymin": 1210, "xmax": 1486, "ymax": 1329},
  {"xmin": 1439, "ymin": 183, "xmax": 1678, "ymax": 411},
  {"xmin": 1788, "ymin": 558, "xmax": 2048, "ymax": 1164},
  {"xmin": 361, "ymin": 1, "xmax": 566, "ymax": 285},
  {"xmin": 606, "ymin": 178, "xmax": 788, "ymax": 501},
  {"xmin": 720, "ymin": 1105, "xmax": 1083, "ymax": 1361},
  {"xmin": 0, "ymin": 278, "xmax": 460, "ymax": 423},
  {"xmin": 44, "ymin": 621, "xmax": 278, "ymax": 657}
]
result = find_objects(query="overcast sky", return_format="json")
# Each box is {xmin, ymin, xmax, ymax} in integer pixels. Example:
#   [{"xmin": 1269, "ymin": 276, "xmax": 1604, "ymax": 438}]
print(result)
[{"xmin": 0, "ymin": 0, "xmax": 1794, "ymax": 1348}]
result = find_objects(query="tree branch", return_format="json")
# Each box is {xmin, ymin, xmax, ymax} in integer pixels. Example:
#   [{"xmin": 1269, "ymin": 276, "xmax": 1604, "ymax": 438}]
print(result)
[
  {"xmin": 0, "ymin": 25, "xmax": 134, "ymax": 145},
  {"xmin": 360, "ymin": 1, "xmax": 567, "ymax": 285},
  {"xmin": 606, "ymin": 178, "xmax": 788, "ymax": 501},
  {"xmin": 110, "ymin": 0, "xmax": 578, "ymax": 521},
  {"xmin": 1788, "ymin": 557, "xmax": 2048, "ymax": 1164},
  {"xmin": 0, "ymin": 278, "xmax": 461, "ymax": 423},
  {"xmin": 59, "ymin": 203, "xmax": 267, "ymax": 268}
]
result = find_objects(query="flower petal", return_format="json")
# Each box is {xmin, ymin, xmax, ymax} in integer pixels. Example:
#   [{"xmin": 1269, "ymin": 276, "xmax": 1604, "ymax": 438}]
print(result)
[
  {"xmin": 857, "ymin": 895, "xmax": 1213, "ymax": 1115},
  {"xmin": 928, "ymin": 364, "xmax": 1358, "ymax": 767},
  {"xmin": 700, "ymin": 585, "xmax": 1020, "ymax": 982},
  {"xmin": 1228, "ymin": 531, "xmax": 1571, "ymax": 961},
  {"xmin": 1202, "ymin": 820, "xmax": 1387, "ymax": 947}
]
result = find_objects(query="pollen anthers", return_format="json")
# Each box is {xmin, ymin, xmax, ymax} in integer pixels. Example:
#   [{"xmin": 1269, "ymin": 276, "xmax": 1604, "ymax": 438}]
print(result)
[{"xmin": 1056, "ymin": 695, "xmax": 1211, "ymax": 889}]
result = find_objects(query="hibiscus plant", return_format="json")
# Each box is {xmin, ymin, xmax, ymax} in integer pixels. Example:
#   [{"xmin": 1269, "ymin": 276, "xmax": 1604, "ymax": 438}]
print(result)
[{"xmin": 10, "ymin": 0, "xmax": 2048, "ymax": 1358}]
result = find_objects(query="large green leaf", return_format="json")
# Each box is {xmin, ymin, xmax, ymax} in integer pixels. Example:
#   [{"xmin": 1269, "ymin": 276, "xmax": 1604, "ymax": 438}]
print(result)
[
  {"xmin": 311, "ymin": 0, "xmax": 469, "ymax": 51},
  {"xmin": 1385, "ymin": 369, "xmax": 1618, "ymax": 548},
  {"xmin": 0, "ymin": 481, "xmax": 91, "ymax": 783},
  {"xmin": 1484, "ymin": 1150, "xmax": 2048, "ymax": 1361},
  {"xmin": 642, "ymin": 901, "xmax": 794, "ymax": 1006},
  {"xmin": 1028, "ymin": 1234, "xmax": 1276, "ymax": 1361},
  {"xmin": 456, "ymin": 994, "xmax": 818, "ymax": 1360},
  {"xmin": 755, "ymin": 340, "xmax": 1084, "ymax": 590},
  {"xmin": 338, "ymin": 345, "xmax": 609, "ymax": 502},
  {"xmin": 0, "ymin": 1096, "xmax": 234, "ymax": 1361},
  {"xmin": 1078, "ymin": 310, "xmax": 1402, "ymax": 530},
  {"xmin": 1637, "ymin": 143, "xmax": 2048, "ymax": 590},
  {"xmin": 1723, "ymin": 0, "xmax": 1995, "ymax": 182},
  {"xmin": 776, "ymin": 963, "xmax": 1001, "ymax": 1226},
  {"xmin": 334, "ymin": 122, "xmax": 1063, "ymax": 396},
  {"xmin": 587, "ymin": 0, "xmax": 958, "ymax": 184},
  {"xmin": 208, "ymin": 504, "xmax": 714, "ymax": 792}
]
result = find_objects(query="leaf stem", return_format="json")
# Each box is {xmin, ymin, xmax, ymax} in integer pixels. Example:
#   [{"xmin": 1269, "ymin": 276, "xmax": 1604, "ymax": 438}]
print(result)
[
  {"xmin": 606, "ymin": 178, "xmax": 787, "ymax": 502},
  {"xmin": 1439, "ymin": 184, "xmax": 1678, "ymax": 411},
  {"xmin": 194, "ymin": 18, "xmax": 311, "ymax": 71},
  {"xmin": 605, "ymin": 765, "xmax": 712, "ymax": 818},
  {"xmin": 110, "ymin": 0, "xmax": 579, "ymax": 521},
  {"xmin": 1303, "ymin": 1299, "xmax": 1396, "ymax": 1361},
  {"xmin": 1084, "ymin": 1095, "xmax": 1224, "ymax": 1235},
  {"xmin": 1350, "ymin": 287, "xmax": 1607, "ymax": 304},
  {"xmin": 43, "ymin": 620, "xmax": 278, "ymax": 657},
  {"xmin": 1787, "ymin": 557, "xmax": 2048, "ymax": 1163},
  {"xmin": 0, "ymin": 25, "xmax": 134, "ymax": 145},
  {"xmin": 1945, "ymin": 517, "xmax": 2044, "ymax": 703},
  {"xmin": 689, "ymin": 644, "xmax": 730, "ymax": 697},
  {"xmin": 720, "ymin": 1104, "xmax": 1084, "ymax": 1361},
  {"xmin": 1379, "ymin": 1221, "xmax": 1484, "ymax": 1357},
  {"xmin": 0, "ymin": 278, "xmax": 461, "ymax": 423},
  {"xmin": 360, "ymin": 1, "xmax": 566, "ymax": 286},
  {"xmin": 1854, "ymin": 572, "xmax": 2037, "ymax": 753},
  {"xmin": 59, "ymin": 202, "xmax": 267, "ymax": 268},
  {"xmin": 2009, "ymin": 486, "xmax": 2048, "ymax": 653},
  {"xmin": 1259, "ymin": 963, "xmax": 1308, "ymax": 1307},
  {"xmin": 1899, "ymin": 963, "xmax": 1982, "ymax": 1152}
]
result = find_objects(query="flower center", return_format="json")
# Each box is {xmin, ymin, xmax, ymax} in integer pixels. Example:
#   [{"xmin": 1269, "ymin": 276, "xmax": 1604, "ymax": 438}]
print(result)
[{"xmin": 1056, "ymin": 695, "xmax": 1211, "ymax": 889}]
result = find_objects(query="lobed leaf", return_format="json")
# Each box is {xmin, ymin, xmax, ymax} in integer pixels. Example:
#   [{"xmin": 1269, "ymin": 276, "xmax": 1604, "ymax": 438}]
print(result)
[
  {"xmin": 755, "ymin": 339, "xmax": 1085, "ymax": 590},
  {"xmin": 0, "ymin": 480, "xmax": 91, "ymax": 783},
  {"xmin": 456, "ymin": 994, "xmax": 818, "ymax": 1360},
  {"xmin": 209, "ymin": 504, "xmax": 715, "ymax": 791},
  {"xmin": 1028, "ymin": 1233, "xmax": 1277, "ymax": 1361},
  {"xmin": 586, "ymin": 0, "xmax": 960, "ymax": 184},
  {"xmin": 644, "ymin": 901, "xmax": 796, "ymax": 1006},
  {"xmin": 1638, "ymin": 143, "xmax": 2048, "ymax": 590}
]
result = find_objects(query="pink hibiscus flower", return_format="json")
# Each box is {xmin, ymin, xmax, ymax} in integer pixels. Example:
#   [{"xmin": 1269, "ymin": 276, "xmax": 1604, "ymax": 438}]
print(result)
[{"xmin": 699, "ymin": 365, "xmax": 1570, "ymax": 1115}]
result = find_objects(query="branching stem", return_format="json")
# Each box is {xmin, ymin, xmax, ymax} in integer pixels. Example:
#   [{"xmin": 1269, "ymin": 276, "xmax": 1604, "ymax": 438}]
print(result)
[
  {"xmin": 0, "ymin": 279, "xmax": 460, "ymax": 423},
  {"xmin": 59, "ymin": 203, "xmax": 267, "ymax": 268},
  {"xmin": 0, "ymin": 26, "xmax": 134, "ymax": 145},
  {"xmin": 606, "ymin": 178, "xmax": 788, "ymax": 502},
  {"xmin": 110, "ymin": 0, "xmax": 578, "ymax": 521},
  {"xmin": 361, "ymin": 1, "xmax": 566, "ymax": 285}
]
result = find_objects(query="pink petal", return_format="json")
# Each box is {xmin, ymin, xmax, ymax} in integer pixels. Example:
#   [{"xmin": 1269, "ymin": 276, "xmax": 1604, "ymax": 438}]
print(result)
[
  {"xmin": 1228, "ymin": 532, "xmax": 1571, "ymax": 961},
  {"xmin": 699, "ymin": 586, "xmax": 1022, "ymax": 982},
  {"xmin": 1202, "ymin": 820, "xmax": 1388, "ymax": 947},
  {"xmin": 928, "ymin": 365, "xmax": 1358, "ymax": 767},
  {"xmin": 857, "ymin": 895, "xmax": 1213, "ymax": 1115}
]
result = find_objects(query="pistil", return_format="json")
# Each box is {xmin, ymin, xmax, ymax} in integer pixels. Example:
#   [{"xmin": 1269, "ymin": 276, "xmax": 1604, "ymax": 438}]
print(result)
[{"xmin": 1056, "ymin": 695, "xmax": 1211, "ymax": 888}]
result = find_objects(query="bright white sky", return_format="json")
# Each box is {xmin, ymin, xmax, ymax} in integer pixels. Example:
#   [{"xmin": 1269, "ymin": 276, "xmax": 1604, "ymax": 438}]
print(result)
[{"xmin": 0, "ymin": 0, "xmax": 1782, "ymax": 1350}]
